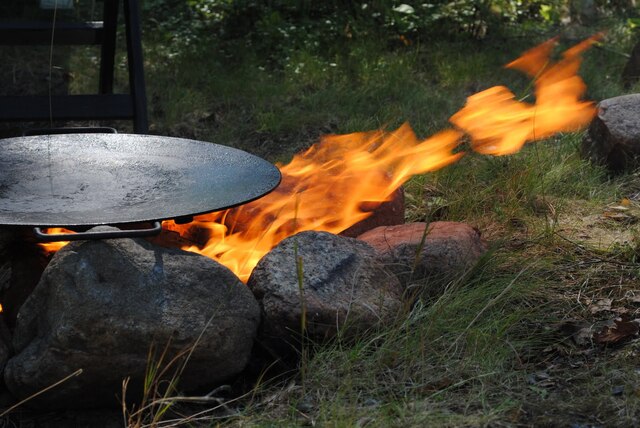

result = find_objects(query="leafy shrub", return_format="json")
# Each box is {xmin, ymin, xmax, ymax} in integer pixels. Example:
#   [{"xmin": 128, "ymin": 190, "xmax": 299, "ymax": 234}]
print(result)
[{"xmin": 139, "ymin": 0, "xmax": 638, "ymax": 66}]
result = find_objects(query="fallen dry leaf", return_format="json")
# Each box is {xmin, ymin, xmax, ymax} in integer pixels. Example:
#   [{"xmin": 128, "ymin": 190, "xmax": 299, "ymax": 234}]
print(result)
[
  {"xmin": 612, "ymin": 306, "xmax": 630, "ymax": 315},
  {"xmin": 593, "ymin": 316, "xmax": 640, "ymax": 345},
  {"xmin": 589, "ymin": 298, "xmax": 613, "ymax": 314},
  {"xmin": 609, "ymin": 205, "xmax": 630, "ymax": 212},
  {"xmin": 602, "ymin": 211, "xmax": 636, "ymax": 222}
]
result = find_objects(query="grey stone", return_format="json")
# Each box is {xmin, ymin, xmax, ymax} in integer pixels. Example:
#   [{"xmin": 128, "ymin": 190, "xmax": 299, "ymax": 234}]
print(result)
[
  {"xmin": 357, "ymin": 222, "xmax": 487, "ymax": 294},
  {"xmin": 581, "ymin": 94, "xmax": 640, "ymax": 172},
  {"xmin": 5, "ymin": 227, "xmax": 260, "ymax": 409},
  {"xmin": 248, "ymin": 231, "xmax": 402, "ymax": 355}
]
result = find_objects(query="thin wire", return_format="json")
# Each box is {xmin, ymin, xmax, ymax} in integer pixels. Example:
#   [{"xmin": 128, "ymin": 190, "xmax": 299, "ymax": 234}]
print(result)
[
  {"xmin": 47, "ymin": 0, "xmax": 59, "ymax": 198},
  {"xmin": 48, "ymin": 0, "xmax": 58, "ymax": 128}
]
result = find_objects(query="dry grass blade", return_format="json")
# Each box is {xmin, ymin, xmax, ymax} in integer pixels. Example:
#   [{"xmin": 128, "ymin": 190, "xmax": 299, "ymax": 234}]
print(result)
[
  {"xmin": 138, "ymin": 390, "xmax": 255, "ymax": 428},
  {"xmin": 448, "ymin": 265, "xmax": 530, "ymax": 353},
  {"xmin": 123, "ymin": 311, "xmax": 223, "ymax": 427},
  {"xmin": 0, "ymin": 369, "xmax": 83, "ymax": 418}
]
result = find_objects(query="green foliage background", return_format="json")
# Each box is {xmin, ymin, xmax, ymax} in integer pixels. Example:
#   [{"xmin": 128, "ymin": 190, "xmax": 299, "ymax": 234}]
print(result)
[{"xmin": 140, "ymin": 0, "xmax": 638, "ymax": 50}]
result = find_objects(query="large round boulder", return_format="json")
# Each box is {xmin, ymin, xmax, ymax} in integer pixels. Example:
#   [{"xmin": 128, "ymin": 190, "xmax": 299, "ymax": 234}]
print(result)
[
  {"xmin": 5, "ymin": 228, "xmax": 260, "ymax": 409},
  {"xmin": 358, "ymin": 222, "xmax": 487, "ymax": 296},
  {"xmin": 581, "ymin": 94, "xmax": 640, "ymax": 172},
  {"xmin": 248, "ymin": 231, "xmax": 402, "ymax": 356}
]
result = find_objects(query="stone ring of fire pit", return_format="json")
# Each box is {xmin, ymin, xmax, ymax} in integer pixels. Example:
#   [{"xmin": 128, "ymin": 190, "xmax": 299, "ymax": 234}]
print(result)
[{"xmin": 0, "ymin": 133, "xmax": 281, "ymax": 240}]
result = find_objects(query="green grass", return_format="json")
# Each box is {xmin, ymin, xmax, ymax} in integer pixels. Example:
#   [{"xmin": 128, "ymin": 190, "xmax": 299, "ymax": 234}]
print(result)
[
  {"xmin": 231, "ymin": 228, "xmax": 640, "ymax": 426},
  {"xmin": 140, "ymin": 34, "xmax": 559, "ymax": 160},
  {"xmin": 58, "ymin": 17, "xmax": 640, "ymax": 427}
]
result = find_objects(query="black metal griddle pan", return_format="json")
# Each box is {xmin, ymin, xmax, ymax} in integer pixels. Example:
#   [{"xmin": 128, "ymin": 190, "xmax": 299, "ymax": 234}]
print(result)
[{"xmin": 0, "ymin": 133, "xmax": 281, "ymax": 241}]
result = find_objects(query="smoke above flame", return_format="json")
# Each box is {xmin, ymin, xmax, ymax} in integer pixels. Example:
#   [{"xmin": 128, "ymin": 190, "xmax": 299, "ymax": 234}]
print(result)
[{"xmin": 41, "ymin": 35, "xmax": 602, "ymax": 282}]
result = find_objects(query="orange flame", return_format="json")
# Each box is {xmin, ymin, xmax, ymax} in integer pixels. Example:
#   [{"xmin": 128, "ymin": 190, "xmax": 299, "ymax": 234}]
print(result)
[
  {"xmin": 38, "ymin": 228, "xmax": 72, "ymax": 253},
  {"xmin": 40, "ymin": 36, "xmax": 600, "ymax": 282},
  {"xmin": 165, "ymin": 127, "xmax": 463, "ymax": 281},
  {"xmin": 450, "ymin": 34, "xmax": 602, "ymax": 155}
]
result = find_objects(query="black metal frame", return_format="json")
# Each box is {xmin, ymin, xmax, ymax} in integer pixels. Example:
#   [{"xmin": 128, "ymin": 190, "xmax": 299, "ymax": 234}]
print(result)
[
  {"xmin": 33, "ymin": 222, "xmax": 162, "ymax": 242},
  {"xmin": 0, "ymin": 0, "xmax": 148, "ymax": 133}
]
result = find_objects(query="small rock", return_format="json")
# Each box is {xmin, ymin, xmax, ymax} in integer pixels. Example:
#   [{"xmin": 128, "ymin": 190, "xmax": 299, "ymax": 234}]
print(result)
[
  {"xmin": 612, "ymin": 385, "xmax": 625, "ymax": 396},
  {"xmin": 248, "ymin": 231, "xmax": 402, "ymax": 357},
  {"xmin": 362, "ymin": 398, "xmax": 381, "ymax": 407},
  {"xmin": 296, "ymin": 399, "xmax": 314, "ymax": 413},
  {"xmin": 357, "ymin": 222, "xmax": 487, "ymax": 295},
  {"xmin": 581, "ymin": 94, "xmax": 640, "ymax": 172}
]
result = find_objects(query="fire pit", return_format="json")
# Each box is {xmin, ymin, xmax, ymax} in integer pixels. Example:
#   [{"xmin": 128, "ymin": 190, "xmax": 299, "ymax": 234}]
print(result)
[
  {"xmin": 0, "ymin": 131, "xmax": 283, "ymax": 410},
  {"xmin": 0, "ymin": 33, "xmax": 604, "ymax": 416}
]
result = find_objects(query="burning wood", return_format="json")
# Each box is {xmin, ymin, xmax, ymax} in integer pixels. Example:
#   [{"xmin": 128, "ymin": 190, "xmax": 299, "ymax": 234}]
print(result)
[{"xmin": 40, "ymin": 35, "xmax": 601, "ymax": 282}]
